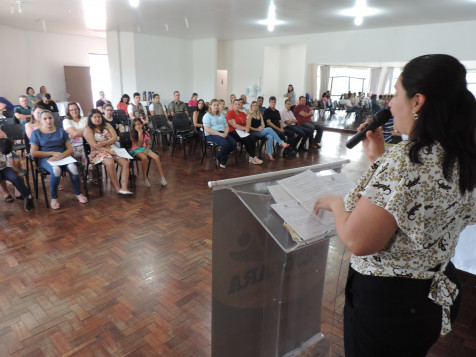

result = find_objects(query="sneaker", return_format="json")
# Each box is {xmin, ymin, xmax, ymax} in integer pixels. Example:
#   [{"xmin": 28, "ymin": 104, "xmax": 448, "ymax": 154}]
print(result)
[
  {"xmin": 118, "ymin": 189, "xmax": 133, "ymax": 195},
  {"xmin": 249, "ymin": 156, "xmax": 263, "ymax": 165},
  {"xmin": 24, "ymin": 197, "xmax": 34, "ymax": 212},
  {"xmin": 144, "ymin": 179, "xmax": 151, "ymax": 188},
  {"xmin": 160, "ymin": 177, "xmax": 168, "ymax": 186}
]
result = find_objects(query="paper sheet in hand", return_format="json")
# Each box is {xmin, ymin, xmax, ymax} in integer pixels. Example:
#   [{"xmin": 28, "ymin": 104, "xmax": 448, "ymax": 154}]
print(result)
[
  {"xmin": 235, "ymin": 129, "xmax": 250, "ymax": 138},
  {"xmin": 48, "ymin": 156, "xmax": 77, "ymax": 166},
  {"xmin": 271, "ymin": 201, "xmax": 334, "ymax": 240},
  {"xmin": 111, "ymin": 146, "xmax": 133, "ymax": 159}
]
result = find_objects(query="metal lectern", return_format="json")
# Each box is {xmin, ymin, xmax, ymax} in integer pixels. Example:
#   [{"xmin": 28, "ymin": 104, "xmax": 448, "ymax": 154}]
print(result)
[{"xmin": 210, "ymin": 161, "xmax": 349, "ymax": 357}]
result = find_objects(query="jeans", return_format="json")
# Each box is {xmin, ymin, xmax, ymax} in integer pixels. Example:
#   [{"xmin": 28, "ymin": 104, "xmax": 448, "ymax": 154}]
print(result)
[
  {"xmin": 301, "ymin": 122, "xmax": 323, "ymax": 144},
  {"xmin": 283, "ymin": 125, "xmax": 306, "ymax": 149},
  {"xmin": 0, "ymin": 167, "xmax": 31, "ymax": 197},
  {"xmin": 39, "ymin": 158, "xmax": 81, "ymax": 199},
  {"xmin": 251, "ymin": 128, "xmax": 283, "ymax": 154},
  {"xmin": 206, "ymin": 134, "xmax": 237, "ymax": 165}
]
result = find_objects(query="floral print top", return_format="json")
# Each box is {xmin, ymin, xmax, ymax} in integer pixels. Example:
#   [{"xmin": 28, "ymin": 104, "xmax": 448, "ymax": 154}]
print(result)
[{"xmin": 344, "ymin": 141, "xmax": 476, "ymax": 335}]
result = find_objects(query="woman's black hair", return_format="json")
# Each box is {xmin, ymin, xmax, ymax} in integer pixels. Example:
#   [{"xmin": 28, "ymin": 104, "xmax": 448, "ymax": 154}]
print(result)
[
  {"xmin": 197, "ymin": 99, "xmax": 206, "ymax": 114},
  {"xmin": 26, "ymin": 87, "xmax": 34, "ymax": 95},
  {"xmin": 402, "ymin": 54, "xmax": 476, "ymax": 193},
  {"xmin": 121, "ymin": 94, "xmax": 130, "ymax": 103},
  {"xmin": 130, "ymin": 118, "xmax": 144, "ymax": 145},
  {"xmin": 0, "ymin": 138, "xmax": 13, "ymax": 155},
  {"xmin": 87, "ymin": 109, "xmax": 106, "ymax": 132},
  {"xmin": 288, "ymin": 84, "xmax": 294, "ymax": 93}
]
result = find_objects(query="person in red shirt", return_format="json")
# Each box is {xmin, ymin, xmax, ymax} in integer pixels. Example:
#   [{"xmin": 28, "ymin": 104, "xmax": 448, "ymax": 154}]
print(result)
[
  {"xmin": 226, "ymin": 100, "xmax": 262, "ymax": 164},
  {"xmin": 293, "ymin": 96, "xmax": 323, "ymax": 148}
]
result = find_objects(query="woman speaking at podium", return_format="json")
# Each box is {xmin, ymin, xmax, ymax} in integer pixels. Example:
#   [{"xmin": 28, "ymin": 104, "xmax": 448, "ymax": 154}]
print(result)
[{"xmin": 314, "ymin": 54, "xmax": 476, "ymax": 357}]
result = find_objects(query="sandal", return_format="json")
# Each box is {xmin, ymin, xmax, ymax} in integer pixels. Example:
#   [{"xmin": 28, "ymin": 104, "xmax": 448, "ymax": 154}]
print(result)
[
  {"xmin": 50, "ymin": 199, "xmax": 60, "ymax": 210},
  {"xmin": 76, "ymin": 195, "xmax": 88, "ymax": 204},
  {"xmin": 4, "ymin": 195, "xmax": 14, "ymax": 202}
]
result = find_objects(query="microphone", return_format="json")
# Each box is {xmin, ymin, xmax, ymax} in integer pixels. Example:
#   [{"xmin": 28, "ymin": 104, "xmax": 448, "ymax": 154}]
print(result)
[{"xmin": 346, "ymin": 109, "xmax": 392, "ymax": 149}]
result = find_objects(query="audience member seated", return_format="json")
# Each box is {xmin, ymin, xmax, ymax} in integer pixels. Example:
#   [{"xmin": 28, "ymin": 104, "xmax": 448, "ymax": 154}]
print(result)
[
  {"xmin": 25, "ymin": 105, "xmax": 43, "ymax": 139},
  {"xmin": 117, "ymin": 94, "xmax": 130, "ymax": 113},
  {"xmin": 168, "ymin": 91, "xmax": 188, "ymax": 117},
  {"xmin": 128, "ymin": 92, "xmax": 150, "ymax": 127},
  {"xmin": 339, "ymin": 93, "xmax": 362, "ymax": 123},
  {"xmin": 103, "ymin": 104, "xmax": 123, "ymax": 137},
  {"xmin": 0, "ymin": 129, "xmax": 24, "ymax": 200},
  {"xmin": 95, "ymin": 91, "xmax": 111, "ymax": 113},
  {"xmin": 382, "ymin": 117, "xmax": 403, "ymax": 144},
  {"xmin": 63, "ymin": 102, "xmax": 88, "ymax": 167},
  {"xmin": 218, "ymin": 99, "xmax": 228, "ymax": 116},
  {"xmin": 193, "ymin": 99, "xmax": 207, "ymax": 130},
  {"xmin": 37, "ymin": 93, "xmax": 59, "ymax": 112},
  {"xmin": 26, "ymin": 87, "xmax": 40, "ymax": 108},
  {"xmin": 263, "ymin": 96, "xmax": 294, "ymax": 157},
  {"xmin": 294, "ymin": 95, "xmax": 323, "ymax": 148},
  {"xmin": 226, "ymin": 100, "xmax": 261, "ymax": 163},
  {"xmin": 30, "ymin": 109, "xmax": 88, "ymax": 209},
  {"xmin": 149, "ymin": 94, "xmax": 169, "ymax": 120},
  {"xmin": 0, "ymin": 138, "xmax": 34, "ymax": 211},
  {"xmin": 280, "ymin": 99, "xmax": 312, "ymax": 152},
  {"xmin": 203, "ymin": 99, "xmax": 237, "ymax": 169},
  {"xmin": 37, "ymin": 86, "xmax": 48, "ymax": 101},
  {"xmin": 371, "ymin": 94, "xmax": 382, "ymax": 113},
  {"xmin": 227, "ymin": 94, "xmax": 236, "ymax": 111},
  {"xmin": 257, "ymin": 96, "xmax": 266, "ymax": 113},
  {"xmin": 14, "ymin": 95, "xmax": 32, "ymax": 123},
  {"xmin": 188, "ymin": 93, "xmax": 198, "ymax": 107},
  {"xmin": 0, "ymin": 96, "xmax": 15, "ymax": 114},
  {"xmin": 240, "ymin": 94, "xmax": 250, "ymax": 113},
  {"xmin": 247, "ymin": 101, "xmax": 288, "ymax": 162},
  {"xmin": 130, "ymin": 119, "xmax": 167, "ymax": 187},
  {"xmin": 83, "ymin": 109, "xmax": 132, "ymax": 195}
]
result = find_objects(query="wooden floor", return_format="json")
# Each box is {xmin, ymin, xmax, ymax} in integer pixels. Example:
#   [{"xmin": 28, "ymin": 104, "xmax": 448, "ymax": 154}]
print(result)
[{"xmin": 0, "ymin": 131, "xmax": 475, "ymax": 356}]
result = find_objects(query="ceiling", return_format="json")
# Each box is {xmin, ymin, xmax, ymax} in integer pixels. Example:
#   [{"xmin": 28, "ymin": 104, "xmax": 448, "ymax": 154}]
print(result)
[{"xmin": 1, "ymin": 0, "xmax": 476, "ymax": 41}]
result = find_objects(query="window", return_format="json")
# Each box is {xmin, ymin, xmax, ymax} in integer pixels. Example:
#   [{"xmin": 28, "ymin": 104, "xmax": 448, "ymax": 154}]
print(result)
[
  {"xmin": 388, "ymin": 68, "xmax": 402, "ymax": 94},
  {"xmin": 89, "ymin": 53, "xmax": 111, "ymax": 106},
  {"xmin": 329, "ymin": 67, "xmax": 370, "ymax": 100}
]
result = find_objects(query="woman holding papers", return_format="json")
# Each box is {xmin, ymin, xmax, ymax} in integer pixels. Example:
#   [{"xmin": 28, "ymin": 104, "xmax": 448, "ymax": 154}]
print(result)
[
  {"xmin": 30, "ymin": 110, "xmax": 88, "ymax": 209},
  {"xmin": 314, "ymin": 54, "xmax": 476, "ymax": 356},
  {"xmin": 84, "ymin": 109, "xmax": 132, "ymax": 195}
]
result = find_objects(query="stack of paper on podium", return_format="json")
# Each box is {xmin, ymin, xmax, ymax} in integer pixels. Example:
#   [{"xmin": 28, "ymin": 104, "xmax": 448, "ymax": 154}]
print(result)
[{"xmin": 269, "ymin": 169, "xmax": 354, "ymax": 241}]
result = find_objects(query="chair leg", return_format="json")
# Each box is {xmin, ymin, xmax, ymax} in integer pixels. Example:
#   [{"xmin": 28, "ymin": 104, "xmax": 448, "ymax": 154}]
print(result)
[
  {"xmin": 96, "ymin": 165, "xmax": 102, "ymax": 196},
  {"xmin": 35, "ymin": 170, "xmax": 39, "ymax": 199},
  {"xmin": 146, "ymin": 158, "xmax": 152, "ymax": 177},
  {"xmin": 171, "ymin": 137, "xmax": 177, "ymax": 157},
  {"xmin": 200, "ymin": 144, "xmax": 208, "ymax": 165},
  {"xmin": 40, "ymin": 174, "xmax": 49, "ymax": 208}
]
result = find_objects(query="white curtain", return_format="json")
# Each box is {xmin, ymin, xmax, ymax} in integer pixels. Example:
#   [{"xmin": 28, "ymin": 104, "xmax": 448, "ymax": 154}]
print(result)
[
  {"xmin": 306, "ymin": 63, "xmax": 318, "ymax": 100},
  {"xmin": 319, "ymin": 65, "xmax": 330, "ymax": 98},
  {"xmin": 383, "ymin": 67, "xmax": 394, "ymax": 94},
  {"xmin": 369, "ymin": 68, "xmax": 382, "ymax": 94}
]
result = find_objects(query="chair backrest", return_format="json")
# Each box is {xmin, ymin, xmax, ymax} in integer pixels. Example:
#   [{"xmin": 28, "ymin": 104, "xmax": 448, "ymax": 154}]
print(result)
[
  {"xmin": 113, "ymin": 110, "xmax": 129, "ymax": 124},
  {"xmin": 52, "ymin": 112, "xmax": 62, "ymax": 128},
  {"xmin": 23, "ymin": 132, "xmax": 31, "ymax": 154},
  {"xmin": 172, "ymin": 112, "xmax": 192, "ymax": 132},
  {"xmin": 1, "ymin": 123, "xmax": 25, "ymax": 140},
  {"xmin": 150, "ymin": 115, "xmax": 169, "ymax": 130},
  {"xmin": 0, "ymin": 117, "xmax": 17, "ymax": 126},
  {"xmin": 187, "ymin": 106, "xmax": 197, "ymax": 117},
  {"xmin": 118, "ymin": 132, "xmax": 133, "ymax": 150}
]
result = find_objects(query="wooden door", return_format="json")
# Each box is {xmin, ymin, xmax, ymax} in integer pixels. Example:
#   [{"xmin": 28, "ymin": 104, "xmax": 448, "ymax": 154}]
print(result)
[{"xmin": 64, "ymin": 66, "xmax": 94, "ymax": 115}]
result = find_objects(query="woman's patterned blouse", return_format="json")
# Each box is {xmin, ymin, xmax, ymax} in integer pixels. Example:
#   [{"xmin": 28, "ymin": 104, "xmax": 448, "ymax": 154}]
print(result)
[{"xmin": 344, "ymin": 141, "xmax": 476, "ymax": 335}]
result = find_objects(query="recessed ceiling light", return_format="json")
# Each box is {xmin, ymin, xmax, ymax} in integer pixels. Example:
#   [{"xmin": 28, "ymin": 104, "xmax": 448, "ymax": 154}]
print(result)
[
  {"xmin": 258, "ymin": 2, "xmax": 284, "ymax": 32},
  {"xmin": 129, "ymin": 0, "xmax": 139, "ymax": 8},
  {"xmin": 340, "ymin": 0, "xmax": 380, "ymax": 26},
  {"xmin": 83, "ymin": 0, "xmax": 106, "ymax": 30}
]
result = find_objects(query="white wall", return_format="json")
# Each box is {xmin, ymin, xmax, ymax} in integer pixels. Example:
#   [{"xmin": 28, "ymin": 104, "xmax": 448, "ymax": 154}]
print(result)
[
  {"xmin": 0, "ymin": 25, "xmax": 107, "ymax": 102},
  {"xmin": 192, "ymin": 38, "xmax": 217, "ymax": 101},
  {"xmin": 134, "ymin": 33, "xmax": 194, "ymax": 103}
]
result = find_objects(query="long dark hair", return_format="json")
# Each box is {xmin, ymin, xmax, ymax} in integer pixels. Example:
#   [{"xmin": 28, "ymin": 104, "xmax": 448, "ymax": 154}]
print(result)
[
  {"xmin": 87, "ymin": 109, "xmax": 106, "ymax": 132},
  {"xmin": 402, "ymin": 54, "xmax": 476, "ymax": 193},
  {"xmin": 130, "ymin": 118, "xmax": 145, "ymax": 145}
]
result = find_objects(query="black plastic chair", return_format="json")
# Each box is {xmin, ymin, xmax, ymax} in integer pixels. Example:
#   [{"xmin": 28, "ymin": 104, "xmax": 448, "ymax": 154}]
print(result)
[
  {"xmin": 171, "ymin": 113, "xmax": 196, "ymax": 160},
  {"xmin": 114, "ymin": 110, "xmax": 131, "ymax": 132},
  {"xmin": 83, "ymin": 140, "xmax": 104, "ymax": 196},
  {"xmin": 0, "ymin": 117, "xmax": 16, "ymax": 126},
  {"xmin": 1, "ymin": 123, "xmax": 26, "ymax": 157},
  {"xmin": 52, "ymin": 112, "xmax": 63, "ymax": 128},
  {"xmin": 150, "ymin": 115, "xmax": 173, "ymax": 152}
]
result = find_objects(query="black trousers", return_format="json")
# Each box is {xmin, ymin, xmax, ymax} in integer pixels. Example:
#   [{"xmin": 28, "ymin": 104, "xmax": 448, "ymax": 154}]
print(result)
[
  {"xmin": 344, "ymin": 262, "xmax": 461, "ymax": 357},
  {"xmin": 228, "ymin": 131, "xmax": 257, "ymax": 157}
]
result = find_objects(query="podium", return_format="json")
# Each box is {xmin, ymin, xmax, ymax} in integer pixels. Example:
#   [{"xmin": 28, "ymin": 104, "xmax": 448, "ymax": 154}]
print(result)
[{"xmin": 210, "ymin": 161, "xmax": 349, "ymax": 357}]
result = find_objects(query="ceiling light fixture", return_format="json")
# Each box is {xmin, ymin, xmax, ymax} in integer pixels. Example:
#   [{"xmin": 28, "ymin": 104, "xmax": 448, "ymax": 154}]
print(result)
[
  {"xmin": 16, "ymin": 0, "xmax": 22, "ymax": 14},
  {"xmin": 129, "ymin": 0, "xmax": 139, "ymax": 8},
  {"xmin": 258, "ymin": 2, "xmax": 284, "ymax": 32},
  {"xmin": 340, "ymin": 0, "xmax": 380, "ymax": 26},
  {"xmin": 165, "ymin": 24, "xmax": 169, "ymax": 32},
  {"xmin": 185, "ymin": 17, "xmax": 189, "ymax": 29}
]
